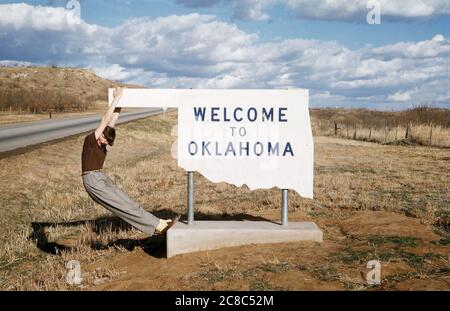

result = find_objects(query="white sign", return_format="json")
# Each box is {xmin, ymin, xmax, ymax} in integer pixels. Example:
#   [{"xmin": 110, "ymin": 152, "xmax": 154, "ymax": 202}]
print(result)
[{"xmin": 108, "ymin": 89, "xmax": 313, "ymax": 198}]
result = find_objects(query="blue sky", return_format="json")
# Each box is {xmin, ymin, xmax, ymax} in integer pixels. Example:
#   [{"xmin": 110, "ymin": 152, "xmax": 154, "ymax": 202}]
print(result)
[
  {"xmin": 15, "ymin": 0, "xmax": 450, "ymax": 48},
  {"xmin": 0, "ymin": 0, "xmax": 449, "ymax": 109}
]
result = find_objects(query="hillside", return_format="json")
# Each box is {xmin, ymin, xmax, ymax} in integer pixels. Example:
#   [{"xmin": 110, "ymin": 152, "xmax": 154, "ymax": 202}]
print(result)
[
  {"xmin": 311, "ymin": 107, "xmax": 450, "ymax": 127},
  {"xmin": 0, "ymin": 66, "xmax": 139, "ymax": 113}
]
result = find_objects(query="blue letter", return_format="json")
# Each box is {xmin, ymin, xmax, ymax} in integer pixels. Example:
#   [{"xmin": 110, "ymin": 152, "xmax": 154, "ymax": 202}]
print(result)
[
  {"xmin": 268, "ymin": 142, "xmax": 279, "ymax": 156},
  {"xmin": 254, "ymin": 142, "xmax": 263, "ymax": 156},
  {"xmin": 215, "ymin": 141, "xmax": 222, "ymax": 156},
  {"xmin": 247, "ymin": 108, "xmax": 257, "ymax": 122},
  {"xmin": 202, "ymin": 141, "xmax": 211, "ymax": 155},
  {"xmin": 234, "ymin": 107, "xmax": 243, "ymax": 122},
  {"xmin": 262, "ymin": 108, "xmax": 274, "ymax": 122},
  {"xmin": 188, "ymin": 142, "xmax": 197, "ymax": 155},
  {"xmin": 240, "ymin": 142, "xmax": 249, "ymax": 156},
  {"xmin": 193, "ymin": 107, "xmax": 206, "ymax": 121},
  {"xmin": 279, "ymin": 107, "xmax": 288, "ymax": 122},
  {"xmin": 211, "ymin": 107, "xmax": 220, "ymax": 122},
  {"xmin": 225, "ymin": 142, "xmax": 236, "ymax": 156},
  {"xmin": 283, "ymin": 142, "xmax": 294, "ymax": 156},
  {"xmin": 223, "ymin": 107, "xmax": 230, "ymax": 122}
]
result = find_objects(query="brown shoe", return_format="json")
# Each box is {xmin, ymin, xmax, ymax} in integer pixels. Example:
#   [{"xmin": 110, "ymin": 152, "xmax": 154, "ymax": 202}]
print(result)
[{"xmin": 155, "ymin": 215, "xmax": 180, "ymax": 235}]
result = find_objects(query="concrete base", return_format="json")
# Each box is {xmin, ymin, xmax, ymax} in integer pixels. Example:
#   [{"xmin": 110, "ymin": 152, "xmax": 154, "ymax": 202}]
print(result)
[{"xmin": 166, "ymin": 221, "xmax": 323, "ymax": 258}]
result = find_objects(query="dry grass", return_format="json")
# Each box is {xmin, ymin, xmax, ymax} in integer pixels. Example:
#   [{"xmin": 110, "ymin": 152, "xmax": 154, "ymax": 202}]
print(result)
[
  {"xmin": 0, "ymin": 110, "xmax": 448, "ymax": 290},
  {"xmin": 312, "ymin": 107, "xmax": 450, "ymax": 147}
]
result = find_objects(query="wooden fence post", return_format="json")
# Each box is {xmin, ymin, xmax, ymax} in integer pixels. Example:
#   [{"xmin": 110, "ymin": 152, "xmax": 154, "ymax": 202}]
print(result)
[
  {"xmin": 353, "ymin": 124, "xmax": 357, "ymax": 139},
  {"xmin": 384, "ymin": 125, "xmax": 387, "ymax": 143},
  {"xmin": 429, "ymin": 123, "xmax": 433, "ymax": 146}
]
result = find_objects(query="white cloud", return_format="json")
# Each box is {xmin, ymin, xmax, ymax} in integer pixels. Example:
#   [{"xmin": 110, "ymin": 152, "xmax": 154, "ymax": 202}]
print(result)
[
  {"xmin": 369, "ymin": 35, "xmax": 450, "ymax": 59},
  {"xmin": 232, "ymin": 0, "xmax": 272, "ymax": 21},
  {"xmin": 437, "ymin": 91, "xmax": 450, "ymax": 102},
  {"xmin": 176, "ymin": 0, "xmax": 272, "ymax": 21},
  {"xmin": 91, "ymin": 64, "xmax": 144, "ymax": 81},
  {"xmin": 0, "ymin": 3, "xmax": 86, "ymax": 31},
  {"xmin": 0, "ymin": 60, "xmax": 33, "ymax": 67},
  {"xmin": 285, "ymin": 0, "xmax": 450, "ymax": 21},
  {"xmin": 0, "ymin": 3, "xmax": 449, "ymax": 109},
  {"xmin": 176, "ymin": 0, "xmax": 450, "ymax": 22},
  {"xmin": 432, "ymin": 34, "xmax": 445, "ymax": 42},
  {"xmin": 388, "ymin": 90, "xmax": 413, "ymax": 102}
]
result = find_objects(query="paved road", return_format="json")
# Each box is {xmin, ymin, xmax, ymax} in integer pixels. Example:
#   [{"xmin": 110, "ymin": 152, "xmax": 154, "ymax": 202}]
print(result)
[{"xmin": 0, "ymin": 108, "xmax": 166, "ymax": 153}]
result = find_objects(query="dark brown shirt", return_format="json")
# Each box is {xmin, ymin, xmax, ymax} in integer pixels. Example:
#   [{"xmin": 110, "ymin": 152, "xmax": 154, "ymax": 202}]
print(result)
[{"xmin": 81, "ymin": 132, "xmax": 107, "ymax": 173}]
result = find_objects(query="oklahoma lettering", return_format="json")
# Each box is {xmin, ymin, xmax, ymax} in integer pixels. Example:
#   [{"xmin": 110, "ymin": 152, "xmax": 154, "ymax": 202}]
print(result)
[{"xmin": 188, "ymin": 106, "xmax": 294, "ymax": 157}]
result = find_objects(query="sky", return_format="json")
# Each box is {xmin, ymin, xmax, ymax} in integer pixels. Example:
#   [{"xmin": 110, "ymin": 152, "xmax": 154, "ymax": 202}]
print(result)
[{"xmin": 0, "ymin": 0, "xmax": 449, "ymax": 110}]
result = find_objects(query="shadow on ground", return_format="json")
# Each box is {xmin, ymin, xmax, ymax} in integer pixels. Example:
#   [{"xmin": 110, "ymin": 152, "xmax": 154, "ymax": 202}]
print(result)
[{"xmin": 29, "ymin": 210, "xmax": 274, "ymax": 258}]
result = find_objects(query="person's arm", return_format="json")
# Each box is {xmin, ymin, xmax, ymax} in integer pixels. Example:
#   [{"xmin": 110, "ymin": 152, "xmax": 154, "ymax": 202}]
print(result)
[
  {"xmin": 107, "ymin": 107, "xmax": 122, "ymax": 128},
  {"xmin": 94, "ymin": 87, "xmax": 123, "ymax": 140}
]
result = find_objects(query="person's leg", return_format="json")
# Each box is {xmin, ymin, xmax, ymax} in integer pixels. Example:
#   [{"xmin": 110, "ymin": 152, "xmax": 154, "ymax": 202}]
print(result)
[{"xmin": 83, "ymin": 172, "xmax": 161, "ymax": 236}]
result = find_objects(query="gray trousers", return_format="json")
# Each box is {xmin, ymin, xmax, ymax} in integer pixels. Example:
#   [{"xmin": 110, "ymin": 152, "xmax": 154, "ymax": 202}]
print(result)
[{"xmin": 82, "ymin": 171, "xmax": 160, "ymax": 236}]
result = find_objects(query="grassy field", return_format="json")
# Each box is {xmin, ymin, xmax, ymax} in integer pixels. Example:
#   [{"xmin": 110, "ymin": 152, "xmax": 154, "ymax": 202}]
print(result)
[
  {"xmin": 0, "ymin": 110, "xmax": 448, "ymax": 290},
  {"xmin": 311, "ymin": 107, "xmax": 450, "ymax": 148}
]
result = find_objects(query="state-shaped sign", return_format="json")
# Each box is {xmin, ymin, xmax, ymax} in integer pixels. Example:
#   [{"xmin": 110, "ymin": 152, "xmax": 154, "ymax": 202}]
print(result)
[{"xmin": 108, "ymin": 89, "xmax": 313, "ymax": 198}]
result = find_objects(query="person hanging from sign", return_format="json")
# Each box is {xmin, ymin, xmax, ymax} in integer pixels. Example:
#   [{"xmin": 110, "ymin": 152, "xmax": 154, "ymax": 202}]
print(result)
[{"xmin": 81, "ymin": 87, "xmax": 178, "ymax": 236}]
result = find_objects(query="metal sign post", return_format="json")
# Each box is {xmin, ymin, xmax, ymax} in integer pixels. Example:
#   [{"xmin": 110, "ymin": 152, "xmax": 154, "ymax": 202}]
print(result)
[
  {"xmin": 281, "ymin": 189, "xmax": 288, "ymax": 226},
  {"xmin": 187, "ymin": 171, "xmax": 195, "ymax": 224}
]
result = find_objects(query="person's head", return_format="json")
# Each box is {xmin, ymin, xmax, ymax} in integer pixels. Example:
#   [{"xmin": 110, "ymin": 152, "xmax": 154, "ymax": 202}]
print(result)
[{"xmin": 98, "ymin": 126, "xmax": 115, "ymax": 146}]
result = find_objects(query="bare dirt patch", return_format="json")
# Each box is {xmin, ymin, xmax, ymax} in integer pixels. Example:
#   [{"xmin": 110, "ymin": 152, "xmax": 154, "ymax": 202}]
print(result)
[{"xmin": 338, "ymin": 211, "xmax": 440, "ymax": 241}]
